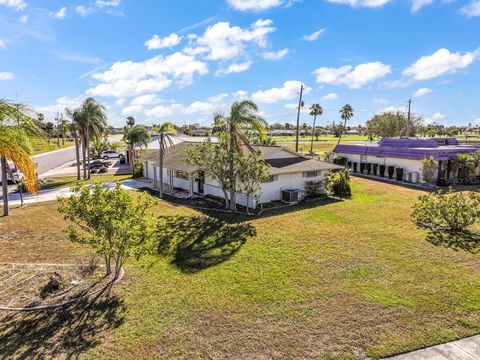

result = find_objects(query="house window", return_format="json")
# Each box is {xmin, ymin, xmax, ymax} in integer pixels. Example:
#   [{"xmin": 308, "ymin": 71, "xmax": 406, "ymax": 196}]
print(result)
[
  {"xmin": 303, "ymin": 171, "xmax": 318, "ymax": 178},
  {"xmin": 262, "ymin": 175, "xmax": 278, "ymax": 183},
  {"xmin": 175, "ymin": 170, "xmax": 189, "ymax": 180}
]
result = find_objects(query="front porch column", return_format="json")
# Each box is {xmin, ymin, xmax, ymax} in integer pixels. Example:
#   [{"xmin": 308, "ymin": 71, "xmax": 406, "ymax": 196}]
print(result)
[
  {"xmin": 189, "ymin": 173, "xmax": 193, "ymax": 197},
  {"xmin": 144, "ymin": 161, "xmax": 148, "ymax": 178},
  {"xmin": 153, "ymin": 165, "xmax": 157, "ymax": 188},
  {"xmin": 436, "ymin": 160, "xmax": 443, "ymax": 183},
  {"xmin": 169, "ymin": 170, "xmax": 173, "ymax": 192}
]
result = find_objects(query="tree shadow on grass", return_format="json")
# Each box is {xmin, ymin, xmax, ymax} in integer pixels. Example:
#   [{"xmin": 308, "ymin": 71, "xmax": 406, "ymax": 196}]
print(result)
[
  {"xmin": 0, "ymin": 286, "xmax": 125, "ymax": 359},
  {"xmin": 426, "ymin": 230, "xmax": 480, "ymax": 254},
  {"xmin": 156, "ymin": 215, "xmax": 256, "ymax": 273}
]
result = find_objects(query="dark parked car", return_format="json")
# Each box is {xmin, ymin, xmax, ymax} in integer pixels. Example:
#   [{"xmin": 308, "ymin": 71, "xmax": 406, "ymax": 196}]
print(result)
[{"xmin": 89, "ymin": 160, "xmax": 111, "ymax": 169}]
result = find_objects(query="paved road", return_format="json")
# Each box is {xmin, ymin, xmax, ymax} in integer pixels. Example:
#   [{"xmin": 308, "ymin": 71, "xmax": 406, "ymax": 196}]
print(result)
[{"xmin": 33, "ymin": 147, "xmax": 77, "ymax": 175}]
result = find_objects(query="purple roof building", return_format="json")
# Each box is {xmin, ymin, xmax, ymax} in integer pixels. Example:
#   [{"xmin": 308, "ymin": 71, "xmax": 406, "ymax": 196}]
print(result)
[{"xmin": 333, "ymin": 137, "xmax": 480, "ymax": 184}]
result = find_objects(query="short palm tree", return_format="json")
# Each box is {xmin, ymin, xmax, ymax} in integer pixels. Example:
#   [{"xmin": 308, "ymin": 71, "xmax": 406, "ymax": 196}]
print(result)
[
  {"xmin": 156, "ymin": 123, "xmax": 176, "ymax": 198},
  {"xmin": 338, "ymin": 104, "xmax": 354, "ymax": 145},
  {"xmin": 123, "ymin": 125, "xmax": 150, "ymax": 174},
  {"xmin": 126, "ymin": 116, "xmax": 135, "ymax": 128},
  {"xmin": 455, "ymin": 153, "xmax": 473, "ymax": 179},
  {"xmin": 309, "ymin": 104, "xmax": 323, "ymax": 155},
  {"xmin": 81, "ymin": 98, "xmax": 107, "ymax": 179},
  {"xmin": 65, "ymin": 108, "xmax": 83, "ymax": 180},
  {"xmin": 0, "ymin": 100, "xmax": 42, "ymax": 216},
  {"xmin": 213, "ymin": 100, "xmax": 267, "ymax": 210}
]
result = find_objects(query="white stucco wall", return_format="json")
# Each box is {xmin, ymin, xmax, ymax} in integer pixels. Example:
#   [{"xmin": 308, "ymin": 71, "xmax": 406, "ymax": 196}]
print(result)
[{"xmin": 334, "ymin": 152, "xmax": 438, "ymax": 183}]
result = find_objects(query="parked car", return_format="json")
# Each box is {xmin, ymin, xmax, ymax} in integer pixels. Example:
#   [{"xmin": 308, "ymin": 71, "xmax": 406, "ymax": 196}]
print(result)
[
  {"xmin": 0, "ymin": 168, "xmax": 24, "ymax": 184},
  {"xmin": 101, "ymin": 150, "xmax": 124, "ymax": 160},
  {"xmin": 89, "ymin": 160, "xmax": 111, "ymax": 170}
]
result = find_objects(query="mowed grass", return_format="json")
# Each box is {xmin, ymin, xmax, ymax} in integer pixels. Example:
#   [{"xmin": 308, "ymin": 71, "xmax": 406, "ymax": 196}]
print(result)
[
  {"xmin": 272, "ymin": 134, "xmax": 370, "ymax": 142},
  {"xmin": 30, "ymin": 137, "xmax": 75, "ymax": 155},
  {"xmin": 2, "ymin": 178, "xmax": 480, "ymax": 359},
  {"xmin": 40, "ymin": 174, "xmax": 132, "ymax": 191}
]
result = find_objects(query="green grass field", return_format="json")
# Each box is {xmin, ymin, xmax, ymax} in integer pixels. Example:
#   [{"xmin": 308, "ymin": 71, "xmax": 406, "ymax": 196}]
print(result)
[
  {"xmin": 272, "ymin": 134, "xmax": 370, "ymax": 143},
  {"xmin": 30, "ymin": 137, "xmax": 75, "ymax": 155},
  {"xmin": 1, "ymin": 178, "xmax": 480, "ymax": 359},
  {"xmin": 40, "ymin": 174, "xmax": 132, "ymax": 191}
]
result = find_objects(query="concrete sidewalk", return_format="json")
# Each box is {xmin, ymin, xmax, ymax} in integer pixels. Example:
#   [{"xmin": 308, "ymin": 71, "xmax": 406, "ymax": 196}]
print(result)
[
  {"xmin": 1, "ymin": 179, "xmax": 148, "ymax": 207},
  {"xmin": 386, "ymin": 335, "xmax": 480, "ymax": 360}
]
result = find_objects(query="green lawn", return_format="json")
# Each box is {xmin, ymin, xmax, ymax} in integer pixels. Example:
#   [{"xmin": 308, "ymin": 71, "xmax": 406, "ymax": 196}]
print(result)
[
  {"xmin": 1, "ymin": 178, "xmax": 480, "ymax": 359},
  {"xmin": 272, "ymin": 134, "xmax": 370, "ymax": 143},
  {"xmin": 30, "ymin": 137, "xmax": 75, "ymax": 155},
  {"xmin": 40, "ymin": 174, "xmax": 132, "ymax": 191}
]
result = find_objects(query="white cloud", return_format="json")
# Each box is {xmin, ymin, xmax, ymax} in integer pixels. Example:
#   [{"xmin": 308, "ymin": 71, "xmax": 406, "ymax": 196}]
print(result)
[
  {"xmin": 96, "ymin": 0, "xmax": 121, "ymax": 6},
  {"xmin": 145, "ymin": 33, "xmax": 182, "ymax": 50},
  {"xmin": 325, "ymin": 0, "xmax": 391, "ymax": 8},
  {"xmin": 381, "ymin": 106, "xmax": 405, "ymax": 113},
  {"xmin": 284, "ymin": 103, "xmax": 298, "ymax": 110},
  {"xmin": 373, "ymin": 97, "xmax": 388, "ymax": 104},
  {"xmin": 19, "ymin": 14, "xmax": 28, "ymax": 23},
  {"xmin": 313, "ymin": 61, "xmax": 391, "ymax": 89},
  {"xmin": 53, "ymin": 7, "xmax": 67, "ymax": 19},
  {"xmin": 322, "ymin": 92, "xmax": 339, "ymax": 101},
  {"xmin": 186, "ymin": 19, "xmax": 275, "ymax": 61},
  {"xmin": 411, "ymin": 0, "xmax": 433, "ymax": 12},
  {"xmin": 56, "ymin": 51, "xmax": 103, "ymax": 65},
  {"xmin": 432, "ymin": 112, "xmax": 445, "ymax": 120},
  {"xmin": 216, "ymin": 61, "xmax": 253, "ymax": 76},
  {"xmin": 252, "ymin": 80, "xmax": 311, "ymax": 104},
  {"xmin": 87, "ymin": 52, "xmax": 208, "ymax": 97},
  {"xmin": 232, "ymin": 90, "xmax": 248, "ymax": 99},
  {"xmin": 130, "ymin": 94, "xmax": 162, "ymax": 106},
  {"xmin": 461, "ymin": 1, "xmax": 480, "ymax": 17},
  {"xmin": 227, "ymin": 0, "xmax": 283, "ymax": 11},
  {"xmin": 0, "ymin": 72, "xmax": 14, "ymax": 80},
  {"xmin": 121, "ymin": 105, "xmax": 144, "ymax": 116},
  {"xmin": 402, "ymin": 48, "xmax": 478, "ymax": 81},
  {"xmin": 75, "ymin": 5, "xmax": 90, "ymax": 16},
  {"xmin": 0, "ymin": 40, "xmax": 5, "ymax": 50},
  {"xmin": 262, "ymin": 48, "xmax": 288, "ymax": 60},
  {"xmin": 35, "ymin": 96, "xmax": 83, "ymax": 119},
  {"xmin": 0, "ymin": 0, "xmax": 26, "ymax": 10},
  {"xmin": 303, "ymin": 29, "xmax": 325, "ymax": 41},
  {"xmin": 412, "ymin": 87, "xmax": 433, "ymax": 98}
]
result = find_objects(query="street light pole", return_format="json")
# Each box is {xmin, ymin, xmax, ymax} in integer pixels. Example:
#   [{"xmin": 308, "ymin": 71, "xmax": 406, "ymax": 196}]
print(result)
[{"xmin": 295, "ymin": 83, "xmax": 304, "ymax": 153}]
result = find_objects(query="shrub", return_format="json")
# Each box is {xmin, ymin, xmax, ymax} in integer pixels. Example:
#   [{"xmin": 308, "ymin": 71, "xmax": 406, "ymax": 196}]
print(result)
[
  {"xmin": 360, "ymin": 162, "xmax": 365, "ymax": 174},
  {"xmin": 379, "ymin": 164, "xmax": 386, "ymax": 177},
  {"xmin": 347, "ymin": 161, "xmax": 352, "ymax": 169},
  {"xmin": 396, "ymin": 167, "xmax": 404, "ymax": 181},
  {"xmin": 98, "ymin": 166, "xmax": 108, "ymax": 174},
  {"xmin": 372, "ymin": 164, "xmax": 378, "ymax": 176},
  {"xmin": 132, "ymin": 161, "xmax": 143, "ymax": 178},
  {"xmin": 387, "ymin": 165, "xmax": 395, "ymax": 178},
  {"xmin": 412, "ymin": 188, "xmax": 480, "ymax": 233},
  {"xmin": 332, "ymin": 157, "xmax": 348, "ymax": 166},
  {"xmin": 366, "ymin": 163, "xmax": 372, "ymax": 175},
  {"xmin": 353, "ymin": 162, "xmax": 358, "ymax": 173},
  {"xmin": 326, "ymin": 170, "xmax": 352, "ymax": 198},
  {"xmin": 304, "ymin": 180, "xmax": 324, "ymax": 197},
  {"xmin": 421, "ymin": 157, "xmax": 437, "ymax": 184}
]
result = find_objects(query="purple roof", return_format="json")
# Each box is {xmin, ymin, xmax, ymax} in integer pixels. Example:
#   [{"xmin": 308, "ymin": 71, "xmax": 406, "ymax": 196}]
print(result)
[{"xmin": 334, "ymin": 137, "xmax": 480, "ymax": 161}]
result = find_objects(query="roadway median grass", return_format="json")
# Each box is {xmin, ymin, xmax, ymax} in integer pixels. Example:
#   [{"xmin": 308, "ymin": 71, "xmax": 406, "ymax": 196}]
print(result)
[{"xmin": 1, "ymin": 177, "xmax": 480, "ymax": 359}]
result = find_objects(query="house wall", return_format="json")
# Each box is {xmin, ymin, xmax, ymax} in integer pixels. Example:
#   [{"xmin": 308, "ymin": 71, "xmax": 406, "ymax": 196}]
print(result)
[{"xmin": 334, "ymin": 152, "xmax": 437, "ymax": 183}]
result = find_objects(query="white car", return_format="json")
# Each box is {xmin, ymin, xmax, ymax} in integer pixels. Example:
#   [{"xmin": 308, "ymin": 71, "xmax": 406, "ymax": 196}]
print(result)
[
  {"xmin": 101, "ymin": 150, "xmax": 124, "ymax": 160},
  {"xmin": 0, "ymin": 168, "xmax": 24, "ymax": 184}
]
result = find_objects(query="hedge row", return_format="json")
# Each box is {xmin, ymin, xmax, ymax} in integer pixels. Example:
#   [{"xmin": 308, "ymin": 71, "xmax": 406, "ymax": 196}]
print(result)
[{"xmin": 348, "ymin": 161, "xmax": 405, "ymax": 181}]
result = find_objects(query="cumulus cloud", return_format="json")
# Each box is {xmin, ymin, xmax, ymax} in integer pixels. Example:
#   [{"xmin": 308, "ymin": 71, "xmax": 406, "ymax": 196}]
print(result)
[
  {"xmin": 227, "ymin": 0, "xmax": 283, "ymax": 11},
  {"xmin": 96, "ymin": 0, "xmax": 121, "ymax": 6},
  {"xmin": 410, "ymin": 0, "xmax": 433, "ymax": 12},
  {"xmin": 232, "ymin": 90, "xmax": 249, "ymax": 99},
  {"xmin": 313, "ymin": 61, "xmax": 391, "ymax": 89},
  {"xmin": 402, "ymin": 48, "xmax": 478, "ymax": 81},
  {"xmin": 0, "ymin": 40, "xmax": 5, "ymax": 49},
  {"xmin": 216, "ymin": 61, "xmax": 253, "ymax": 76},
  {"xmin": 325, "ymin": 0, "xmax": 391, "ymax": 8},
  {"xmin": 87, "ymin": 52, "xmax": 208, "ymax": 98},
  {"xmin": 35, "ymin": 96, "xmax": 83, "ymax": 119},
  {"xmin": 461, "ymin": 0, "xmax": 480, "ymax": 17},
  {"xmin": 145, "ymin": 33, "xmax": 182, "ymax": 50},
  {"xmin": 303, "ymin": 29, "xmax": 325, "ymax": 41},
  {"xmin": 322, "ymin": 93, "xmax": 339, "ymax": 101},
  {"xmin": 0, "ymin": 72, "xmax": 14, "ymax": 80},
  {"xmin": 432, "ymin": 112, "xmax": 445, "ymax": 120},
  {"xmin": 53, "ymin": 7, "xmax": 67, "ymax": 19},
  {"xmin": 252, "ymin": 80, "xmax": 311, "ymax": 104},
  {"xmin": 412, "ymin": 87, "xmax": 432, "ymax": 98},
  {"xmin": 0, "ymin": 0, "xmax": 27, "ymax": 10},
  {"xmin": 19, "ymin": 14, "xmax": 28, "ymax": 23},
  {"xmin": 75, "ymin": 5, "xmax": 90, "ymax": 16},
  {"xmin": 262, "ymin": 48, "xmax": 288, "ymax": 60}
]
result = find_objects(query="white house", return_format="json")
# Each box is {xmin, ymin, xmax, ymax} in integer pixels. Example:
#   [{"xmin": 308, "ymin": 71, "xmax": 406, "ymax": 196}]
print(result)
[{"xmin": 140, "ymin": 141, "xmax": 342, "ymax": 209}]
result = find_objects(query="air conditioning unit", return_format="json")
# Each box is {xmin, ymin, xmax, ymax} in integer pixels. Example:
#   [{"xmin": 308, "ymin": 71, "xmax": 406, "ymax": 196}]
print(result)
[{"xmin": 282, "ymin": 189, "xmax": 299, "ymax": 203}]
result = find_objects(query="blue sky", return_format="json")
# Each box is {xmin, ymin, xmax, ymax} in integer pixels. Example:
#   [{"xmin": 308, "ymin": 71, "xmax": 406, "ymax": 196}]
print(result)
[{"xmin": 0, "ymin": 0, "xmax": 479, "ymax": 127}]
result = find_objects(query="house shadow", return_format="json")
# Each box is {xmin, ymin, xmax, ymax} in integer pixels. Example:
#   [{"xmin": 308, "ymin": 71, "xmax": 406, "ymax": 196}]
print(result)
[
  {"xmin": 0, "ymin": 289, "xmax": 125, "ymax": 359},
  {"xmin": 156, "ymin": 215, "xmax": 256, "ymax": 273},
  {"xmin": 426, "ymin": 230, "xmax": 480, "ymax": 253}
]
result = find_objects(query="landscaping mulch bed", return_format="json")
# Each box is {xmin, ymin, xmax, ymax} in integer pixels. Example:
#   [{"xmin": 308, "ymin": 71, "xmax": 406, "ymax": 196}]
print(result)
[{"xmin": 0, "ymin": 263, "xmax": 115, "ymax": 310}]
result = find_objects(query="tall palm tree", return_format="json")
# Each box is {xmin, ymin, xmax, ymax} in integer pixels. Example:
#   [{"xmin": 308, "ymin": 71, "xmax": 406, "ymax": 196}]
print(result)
[
  {"xmin": 156, "ymin": 128, "xmax": 175, "ymax": 198},
  {"xmin": 81, "ymin": 97, "xmax": 107, "ymax": 179},
  {"xmin": 338, "ymin": 104, "xmax": 354, "ymax": 145},
  {"xmin": 213, "ymin": 100, "xmax": 267, "ymax": 211},
  {"xmin": 126, "ymin": 116, "xmax": 135, "ymax": 128},
  {"xmin": 0, "ymin": 100, "xmax": 42, "ymax": 216},
  {"xmin": 65, "ymin": 108, "xmax": 83, "ymax": 180},
  {"xmin": 309, "ymin": 104, "xmax": 323, "ymax": 155},
  {"xmin": 123, "ymin": 125, "xmax": 150, "ymax": 174}
]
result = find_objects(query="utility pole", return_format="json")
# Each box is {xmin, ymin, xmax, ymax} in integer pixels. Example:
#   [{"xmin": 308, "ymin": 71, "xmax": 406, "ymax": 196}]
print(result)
[
  {"xmin": 406, "ymin": 98, "xmax": 412, "ymax": 137},
  {"xmin": 295, "ymin": 83, "xmax": 304, "ymax": 152},
  {"xmin": 56, "ymin": 111, "xmax": 60, "ymax": 146}
]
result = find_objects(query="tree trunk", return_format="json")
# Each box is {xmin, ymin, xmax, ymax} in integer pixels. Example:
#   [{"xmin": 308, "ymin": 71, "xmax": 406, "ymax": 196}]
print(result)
[
  {"xmin": 229, "ymin": 126, "xmax": 236, "ymax": 211},
  {"xmin": 221, "ymin": 188, "xmax": 229, "ymax": 209},
  {"xmin": 1, "ymin": 156, "xmax": 9, "ymax": 217},
  {"xmin": 104, "ymin": 254, "xmax": 111, "ymax": 275},
  {"xmin": 73, "ymin": 129, "xmax": 81, "ymax": 180},
  {"xmin": 81, "ymin": 132, "xmax": 87, "ymax": 179},
  {"xmin": 159, "ymin": 132, "xmax": 164, "ymax": 198},
  {"xmin": 86, "ymin": 125, "xmax": 91, "ymax": 180},
  {"xmin": 337, "ymin": 119, "xmax": 347, "ymax": 145},
  {"xmin": 130, "ymin": 144, "xmax": 135, "ymax": 174},
  {"xmin": 310, "ymin": 115, "xmax": 317, "ymax": 155}
]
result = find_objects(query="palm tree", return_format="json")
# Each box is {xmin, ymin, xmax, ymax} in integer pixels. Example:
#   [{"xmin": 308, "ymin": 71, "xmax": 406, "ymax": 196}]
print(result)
[
  {"xmin": 156, "ymin": 125, "xmax": 175, "ymax": 198},
  {"xmin": 0, "ymin": 100, "xmax": 42, "ymax": 216},
  {"xmin": 337, "ymin": 104, "xmax": 354, "ymax": 145},
  {"xmin": 81, "ymin": 97, "xmax": 107, "ymax": 179},
  {"xmin": 309, "ymin": 104, "xmax": 323, "ymax": 155},
  {"xmin": 123, "ymin": 125, "xmax": 150, "ymax": 174},
  {"xmin": 213, "ymin": 100, "xmax": 267, "ymax": 211},
  {"xmin": 455, "ymin": 153, "xmax": 473, "ymax": 179},
  {"xmin": 126, "ymin": 116, "xmax": 135, "ymax": 128},
  {"xmin": 65, "ymin": 108, "xmax": 83, "ymax": 180}
]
